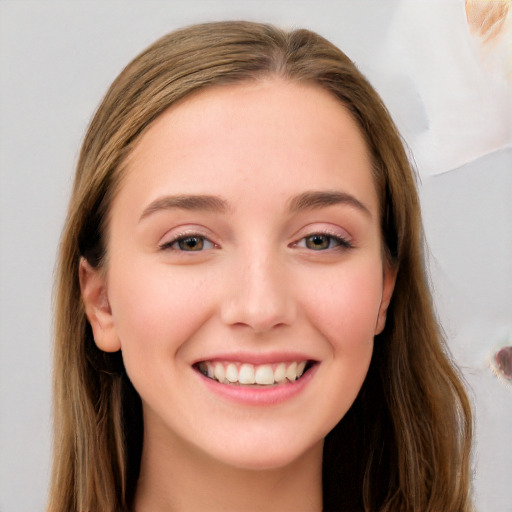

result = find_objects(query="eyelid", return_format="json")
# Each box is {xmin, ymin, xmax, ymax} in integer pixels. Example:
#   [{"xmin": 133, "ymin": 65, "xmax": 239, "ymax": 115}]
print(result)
[{"xmin": 291, "ymin": 224, "xmax": 353, "ymax": 244}]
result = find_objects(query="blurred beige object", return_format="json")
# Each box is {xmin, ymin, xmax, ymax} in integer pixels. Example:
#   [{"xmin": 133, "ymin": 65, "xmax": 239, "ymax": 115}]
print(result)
[
  {"xmin": 465, "ymin": 0, "xmax": 512, "ymax": 78},
  {"xmin": 466, "ymin": 0, "xmax": 509, "ymax": 41}
]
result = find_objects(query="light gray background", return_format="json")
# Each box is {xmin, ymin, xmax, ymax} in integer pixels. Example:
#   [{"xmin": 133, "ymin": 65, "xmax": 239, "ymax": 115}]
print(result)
[{"xmin": 1, "ymin": 1, "xmax": 511, "ymax": 511}]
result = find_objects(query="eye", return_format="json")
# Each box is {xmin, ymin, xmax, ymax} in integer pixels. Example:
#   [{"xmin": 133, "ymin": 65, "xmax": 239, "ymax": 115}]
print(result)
[
  {"xmin": 160, "ymin": 235, "xmax": 215, "ymax": 251},
  {"xmin": 296, "ymin": 233, "xmax": 353, "ymax": 251}
]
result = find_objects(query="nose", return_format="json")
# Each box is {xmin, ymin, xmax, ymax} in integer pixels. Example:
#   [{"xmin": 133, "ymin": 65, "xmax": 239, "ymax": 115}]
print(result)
[{"xmin": 220, "ymin": 251, "xmax": 296, "ymax": 334}]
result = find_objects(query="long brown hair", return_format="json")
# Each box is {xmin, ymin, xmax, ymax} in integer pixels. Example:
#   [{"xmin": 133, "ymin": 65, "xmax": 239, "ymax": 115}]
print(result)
[{"xmin": 49, "ymin": 21, "xmax": 473, "ymax": 511}]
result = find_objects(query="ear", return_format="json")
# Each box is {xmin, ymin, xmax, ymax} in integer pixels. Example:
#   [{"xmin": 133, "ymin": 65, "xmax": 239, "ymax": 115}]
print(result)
[
  {"xmin": 375, "ymin": 264, "xmax": 397, "ymax": 335},
  {"xmin": 79, "ymin": 257, "xmax": 121, "ymax": 352}
]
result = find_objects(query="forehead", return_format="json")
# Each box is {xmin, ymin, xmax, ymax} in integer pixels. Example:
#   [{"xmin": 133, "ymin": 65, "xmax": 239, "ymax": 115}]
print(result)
[{"xmin": 117, "ymin": 79, "xmax": 378, "ymax": 216}]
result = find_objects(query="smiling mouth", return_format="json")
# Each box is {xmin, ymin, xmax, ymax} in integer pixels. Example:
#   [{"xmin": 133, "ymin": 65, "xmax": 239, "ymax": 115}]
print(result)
[{"xmin": 194, "ymin": 360, "xmax": 316, "ymax": 386}]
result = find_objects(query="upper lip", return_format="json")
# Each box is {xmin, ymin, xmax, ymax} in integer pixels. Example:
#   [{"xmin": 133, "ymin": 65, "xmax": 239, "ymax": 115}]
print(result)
[{"xmin": 192, "ymin": 351, "xmax": 317, "ymax": 366}]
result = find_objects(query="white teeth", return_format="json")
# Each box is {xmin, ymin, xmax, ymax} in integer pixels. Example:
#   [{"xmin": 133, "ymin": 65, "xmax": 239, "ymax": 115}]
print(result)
[
  {"xmin": 297, "ymin": 361, "xmax": 306, "ymax": 377},
  {"xmin": 238, "ymin": 364, "xmax": 255, "ymax": 384},
  {"xmin": 285, "ymin": 362, "xmax": 298, "ymax": 382},
  {"xmin": 199, "ymin": 360, "xmax": 310, "ymax": 385},
  {"xmin": 214, "ymin": 363, "xmax": 225, "ymax": 383},
  {"xmin": 255, "ymin": 365, "xmax": 275, "ymax": 385},
  {"xmin": 274, "ymin": 362, "xmax": 287, "ymax": 383},
  {"xmin": 226, "ymin": 363, "xmax": 238, "ymax": 383}
]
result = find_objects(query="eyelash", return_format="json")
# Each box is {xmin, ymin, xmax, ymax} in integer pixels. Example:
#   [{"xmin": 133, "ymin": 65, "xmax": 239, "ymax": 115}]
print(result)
[{"xmin": 159, "ymin": 231, "xmax": 353, "ymax": 252}]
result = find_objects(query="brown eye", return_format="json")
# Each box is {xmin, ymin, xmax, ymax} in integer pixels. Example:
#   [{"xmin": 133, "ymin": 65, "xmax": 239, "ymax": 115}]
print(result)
[
  {"xmin": 305, "ymin": 234, "xmax": 330, "ymax": 250},
  {"xmin": 160, "ymin": 234, "xmax": 215, "ymax": 252},
  {"xmin": 178, "ymin": 236, "xmax": 205, "ymax": 251}
]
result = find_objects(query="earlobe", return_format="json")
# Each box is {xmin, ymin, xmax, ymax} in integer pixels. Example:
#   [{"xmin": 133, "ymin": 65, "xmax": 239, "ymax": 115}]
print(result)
[
  {"xmin": 79, "ymin": 257, "xmax": 121, "ymax": 353},
  {"xmin": 375, "ymin": 264, "xmax": 397, "ymax": 335}
]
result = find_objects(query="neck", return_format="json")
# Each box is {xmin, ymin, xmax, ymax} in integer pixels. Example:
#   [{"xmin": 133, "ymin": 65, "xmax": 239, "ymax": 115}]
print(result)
[{"xmin": 133, "ymin": 420, "xmax": 323, "ymax": 512}]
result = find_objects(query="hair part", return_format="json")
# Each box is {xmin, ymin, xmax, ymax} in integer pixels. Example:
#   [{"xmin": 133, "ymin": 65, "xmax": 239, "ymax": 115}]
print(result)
[{"xmin": 50, "ymin": 21, "xmax": 473, "ymax": 511}]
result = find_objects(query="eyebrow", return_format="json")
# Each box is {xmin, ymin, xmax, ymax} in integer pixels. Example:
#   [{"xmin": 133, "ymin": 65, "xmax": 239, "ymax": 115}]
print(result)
[
  {"xmin": 139, "ymin": 189, "xmax": 371, "ymax": 222},
  {"xmin": 139, "ymin": 194, "xmax": 229, "ymax": 221},
  {"xmin": 287, "ymin": 190, "xmax": 372, "ymax": 217}
]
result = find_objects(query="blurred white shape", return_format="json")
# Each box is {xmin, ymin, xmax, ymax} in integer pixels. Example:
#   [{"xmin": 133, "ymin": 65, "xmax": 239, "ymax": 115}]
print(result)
[{"xmin": 374, "ymin": 0, "xmax": 512, "ymax": 177}]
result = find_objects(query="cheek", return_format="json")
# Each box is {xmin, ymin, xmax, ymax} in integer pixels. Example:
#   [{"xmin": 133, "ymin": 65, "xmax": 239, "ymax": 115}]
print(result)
[
  {"xmin": 107, "ymin": 262, "xmax": 215, "ymax": 367},
  {"xmin": 286, "ymin": 260, "xmax": 383, "ymax": 436},
  {"xmin": 299, "ymin": 260, "xmax": 384, "ymax": 350}
]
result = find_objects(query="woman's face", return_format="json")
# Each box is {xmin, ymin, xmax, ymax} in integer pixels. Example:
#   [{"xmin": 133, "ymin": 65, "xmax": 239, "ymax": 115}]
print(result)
[{"xmin": 82, "ymin": 79, "xmax": 395, "ymax": 470}]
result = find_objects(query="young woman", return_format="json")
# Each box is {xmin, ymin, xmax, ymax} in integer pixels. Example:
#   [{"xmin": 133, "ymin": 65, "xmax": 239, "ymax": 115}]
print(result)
[{"xmin": 49, "ymin": 21, "xmax": 473, "ymax": 512}]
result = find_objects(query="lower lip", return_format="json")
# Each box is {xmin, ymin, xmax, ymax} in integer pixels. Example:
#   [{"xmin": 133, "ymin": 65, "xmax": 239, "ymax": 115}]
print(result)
[{"xmin": 196, "ymin": 364, "xmax": 318, "ymax": 406}]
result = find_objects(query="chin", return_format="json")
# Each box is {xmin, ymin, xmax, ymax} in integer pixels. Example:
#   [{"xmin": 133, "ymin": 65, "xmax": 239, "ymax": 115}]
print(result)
[{"xmin": 198, "ymin": 427, "xmax": 325, "ymax": 472}]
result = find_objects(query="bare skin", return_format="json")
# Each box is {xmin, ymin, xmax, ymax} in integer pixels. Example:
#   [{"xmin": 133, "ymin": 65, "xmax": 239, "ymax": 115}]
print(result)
[
  {"xmin": 81, "ymin": 79, "xmax": 394, "ymax": 511},
  {"xmin": 134, "ymin": 413, "xmax": 323, "ymax": 511}
]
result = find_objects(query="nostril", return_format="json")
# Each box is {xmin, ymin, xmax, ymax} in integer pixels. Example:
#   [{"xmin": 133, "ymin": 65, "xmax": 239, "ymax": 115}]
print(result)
[{"xmin": 221, "ymin": 301, "xmax": 294, "ymax": 333}]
